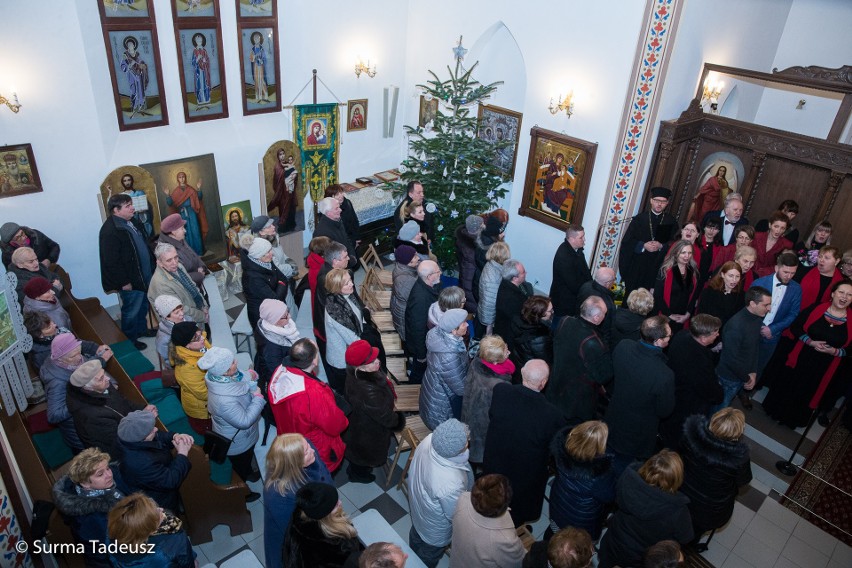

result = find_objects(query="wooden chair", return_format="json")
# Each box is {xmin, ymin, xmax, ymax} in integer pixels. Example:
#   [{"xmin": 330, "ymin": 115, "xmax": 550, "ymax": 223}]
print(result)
[
  {"xmin": 359, "ymin": 244, "xmax": 393, "ymax": 288},
  {"xmin": 371, "ymin": 310, "xmax": 395, "ymax": 332},
  {"xmin": 381, "ymin": 331, "xmax": 405, "ymax": 356},
  {"xmin": 386, "ymin": 357, "xmax": 408, "ymax": 383},
  {"xmin": 363, "ymin": 268, "xmax": 392, "ymax": 310},
  {"xmin": 516, "ymin": 525, "xmax": 536, "ymax": 551},
  {"xmin": 359, "ymin": 273, "xmax": 383, "ymax": 313},
  {"xmin": 393, "ymin": 383, "xmax": 420, "ymax": 412},
  {"xmin": 395, "ymin": 418, "xmax": 432, "ymax": 493}
]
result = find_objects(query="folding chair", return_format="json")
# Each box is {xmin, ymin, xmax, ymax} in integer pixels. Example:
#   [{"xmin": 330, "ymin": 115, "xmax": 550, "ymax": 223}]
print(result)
[
  {"xmin": 396, "ymin": 418, "xmax": 432, "ymax": 493},
  {"xmin": 359, "ymin": 244, "xmax": 393, "ymax": 288},
  {"xmin": 393, "ymin": 383, "xmax": 420, "ymax": 412}
]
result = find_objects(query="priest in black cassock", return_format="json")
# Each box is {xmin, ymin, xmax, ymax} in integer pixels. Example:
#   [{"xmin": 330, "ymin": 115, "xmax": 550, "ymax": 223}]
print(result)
[{"xmin": 618, "ymin": 187, "xmax": 679, "ymax": 296}]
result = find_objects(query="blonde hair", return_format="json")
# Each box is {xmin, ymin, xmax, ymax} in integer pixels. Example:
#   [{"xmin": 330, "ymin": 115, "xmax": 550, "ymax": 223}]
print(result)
[
  {"xmin": 108, "ymin": 493, "xmax": 161, "ymax": 547},
  {"xmin": 479, "ymin": 335, "xmax": 508, "ymax": 364},
  {"xmin": 638, "ymin": 450, "xmax": 683, "ymax": 494},
  {"xmin": 708, "ymin": 408, "xmax": 745, "ymax": 442},
  {"xmin": 69, "ymin": 448, "xmax": 111, "ymax": 485},
  {"xmin": 734, "ymin": 246, "xmax": 757, "ymax": 262},
  {"xmin": 485, "ymin": 241, "xmax": 511, "ymax": 263},
  {"xmin": 626, "ymin": 288, "xmax": 654, "ymax": 316},
  {"xmin": 404, "ymin": 200, "xmax": 424, "ymax": 219},
  {"xmin": 265, "ymin": 434, "xmax": 309, "ymax": 495},
  {"xmin": 565, "ymin": 421, "xmax": 608, "ymax": 461},
  {"xmin": 325, "ymin": 268, "xmax": 352, "ymax": 295},
  {"xmin": 302, "ymin": 505, "xmax": 358, "ymax": 540}
]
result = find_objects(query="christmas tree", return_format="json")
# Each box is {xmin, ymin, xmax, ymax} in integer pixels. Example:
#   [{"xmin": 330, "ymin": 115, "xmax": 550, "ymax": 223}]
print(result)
[{"xmin": 395, "ymin": 37, "xmax": 510, "ymax": 269}]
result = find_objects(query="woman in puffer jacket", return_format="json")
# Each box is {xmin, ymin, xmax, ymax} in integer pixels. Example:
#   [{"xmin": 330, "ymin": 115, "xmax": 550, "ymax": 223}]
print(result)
[
  {"xmin": 200, "ymin": 347, "xmax": 265, "ymax": 495},
  {"xmin": 549, "ymin": 421, "xmax": 616, "ymax": 541},
  {"xmin": 477, "ymin": 241, "xmax": 511, "ymax": 336},
  {"xmin": 420, "ymin": 309, "xmax": 471, "ymax": 430}
]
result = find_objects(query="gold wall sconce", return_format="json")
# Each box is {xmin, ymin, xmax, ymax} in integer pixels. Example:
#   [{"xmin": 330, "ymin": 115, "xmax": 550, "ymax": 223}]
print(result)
[
  {"xmin": 1, "ymin": 92, "xmax": 21, "ymax": 113},
  {"xmin": 549, "ymin": 91, "xmax": 574, "ymax": 118},
  {"xmin": 355, "ymin": 59, "xmax": 376, "ymax": 78}
]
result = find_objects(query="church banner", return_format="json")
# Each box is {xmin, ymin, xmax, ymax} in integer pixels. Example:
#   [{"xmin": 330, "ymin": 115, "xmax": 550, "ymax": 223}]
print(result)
[{"xmin": 293, "ymin": 104, "xmax": 339, "ymax": 202}]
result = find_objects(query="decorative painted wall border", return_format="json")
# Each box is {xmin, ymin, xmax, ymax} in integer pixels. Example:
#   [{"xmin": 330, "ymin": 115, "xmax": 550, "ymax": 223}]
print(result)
[{"xmin": 592, "ymin": 0, "xmax": 683, "ymax": 269}]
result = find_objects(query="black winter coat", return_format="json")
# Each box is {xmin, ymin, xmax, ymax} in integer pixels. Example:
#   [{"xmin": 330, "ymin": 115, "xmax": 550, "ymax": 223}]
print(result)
[
  {"xmin": 1, "ymin": 226, "xmax": 60, "ymax": 268},
  {"xmin": 66, "ymin": 383, "xmax": 144, "ymax": 454},
  {"xmin": 314, "ymin": 215, "xmax": 358, "ymax": 269},
  {"xmin": 550, "ymin": 240, "xmax": 592, "ymax": 318},
  {"xmin": 597, "ymin": 465, "xmax": 693, "ymax": 568},
  {"xmin": 547, "ymin": 317, "xmax": 613, "ymax": 425},
  {"xmin": 680, "ymin": 414, "xmax": 752, "ymax": 537},
  {"xmin": 549, "ymin": 427, "xmax": 616, "ymax": 540},
  {"xmin": 404, "ymin": 279, "xmax": 440, "ymax": 359},
  {"xmin": 118, "ymin": 431, "xmax": 192, "ymax": 512},
  {"xmin": 509, "ymin": 316, "xmax": 553, "ymax": 372},
  {"xmin": 241, "ymin": 250, "xmax": 290, "ymax": 329},
  {"xmin": 659, "ymin": 330, "xmax": 723, "ymax": 450},
  {"xmin": 454, "ymin": 224, "xmax": 479, "ymax": 312},
  {"xmin": 340, "ymin": 197, "xmax": 361, "ymax": 246},
  {"xmin": 483, "ymin": 383, "xmax": 565, "ymax": 527},
  {"xmin": 98, "ymin": 215, "xmax": 155, "ymax": 292},
  {"xmin": 611, "ymin": 307, "xmax": 644, "ymax": 346},
  {"xmin": 283, "ymin": 514, "xmax": 363, "ymax": 568},
  {"xmin": 494, "ymin": 279, "xmax": 528, "ymax": 340},
  {"xmin": 605, "ymin": 340, "xmax": 675, "ymax": 460},
  {"xmin": 577, "ymin": 280, "xmax": 617, "ymax": 348},
  {"xmin": 344, "ymin": 368, "xmax": 405, "ymax": 467}
]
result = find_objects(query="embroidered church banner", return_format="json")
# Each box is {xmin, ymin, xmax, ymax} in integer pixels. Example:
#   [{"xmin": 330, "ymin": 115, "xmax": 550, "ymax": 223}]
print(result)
[{"xmin": 293, "ymin": 104, "xmax": 339, "ymax": 202}]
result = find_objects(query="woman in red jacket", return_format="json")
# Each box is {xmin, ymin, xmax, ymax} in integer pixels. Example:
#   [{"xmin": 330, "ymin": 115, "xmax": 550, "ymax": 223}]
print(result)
[{"xmin": 752, "ymin": 211, "xmax": 793, "ymax": 277}]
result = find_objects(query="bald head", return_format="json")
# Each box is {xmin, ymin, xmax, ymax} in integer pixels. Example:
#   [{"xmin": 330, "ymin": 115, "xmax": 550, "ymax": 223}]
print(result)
[
  {"xmin": 417, "ymin": 260, "xmax": 441, "ymax": 285},
  {"xmin": 521, "ymin": 359, "xmax": 549, "ymax": 391},
  {"xmin": 594, "ymin": 267, "xmax": 616, "ymax": 287}
]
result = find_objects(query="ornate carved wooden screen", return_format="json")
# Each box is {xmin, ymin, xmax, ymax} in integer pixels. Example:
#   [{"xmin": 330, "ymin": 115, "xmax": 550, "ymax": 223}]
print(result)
[{"xmin": 645, "ymin": 64, "xmax": 852, "ymax": 247}]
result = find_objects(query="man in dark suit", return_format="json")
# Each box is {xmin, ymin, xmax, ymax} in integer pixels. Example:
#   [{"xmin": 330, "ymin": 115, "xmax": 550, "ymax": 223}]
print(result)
[
  {"xmin": 752, "ymin": 252, "xmax": 801, "ymax": 382},
  {"xmin": 550, "ymin": 224, "xmax": 592, "ymax": 320},
  {"xmin": 576, "ymin": 267, "xmax": 618, "ymax": 348},
  {"xmin": 701, "ymin": 192, "xmax": 749, "ymax": 246},
  {"xmin": 483, "ymin": 359, "xmax": 565, "ymax": 527},
  {"xmin": 493, "ymin": 259, "xmax": 529, "ymax": 340},
  {"xmin": 618, "ymin": 187, "xmax": 678, "ymax": 296}
]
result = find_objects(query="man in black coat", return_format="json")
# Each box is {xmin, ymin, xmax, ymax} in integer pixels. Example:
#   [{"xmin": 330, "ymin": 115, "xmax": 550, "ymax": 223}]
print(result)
[
  {"xmin": 1, "ymin": 222, "xmax": 60, "ymax": 269},
  {"xmin": 701, "ymin": 193, "xmax": 749, "ymax": 246},
  {"xmin": 550, "ymin": 224, "xmax": 591, "ymax": 320},
  {"xmin": 312, "ymin": 242, "xmax": 351, "ymax": 365},
  {"xmin": 98, "ymin": 194, "xmax": 156, "ymax": 349},
  {"xmin": 483, "ymin": 360, "xmax": 565, "ymax": 527},
  {"xmin": 313, "ymin": 197, "xmax": 357, "ymax": 269},
  {"xmin": 116, "ymin": 410, "xmax": 193, "ymax": 512},
  {"xmin": 404, "ymin": 260, "xmax": 441, "ymax": 383},
  {"xmin": 393, "ymin": 180, "xmax": 434, "ymax": 241},
  {"xmin": 618, "ymin": 187, "xmax": 678, "ymax": 296},
  {"xmin": 455, "ymin": 215, "xmax": 483, "ymax": 313},
  {"xmin": 576, "ymin": 267, "xmax": 617, "ymax": 348},
  {"xmin": 547, "ymin": 297, "xmax": 613, "ymax": 426},
  {"xmin": 493, "ymin": 259, "xmax": 529, "ymax": 340},
  {"xmin": 658, "ymin": 314, "xmax": 724, "ymax": 450},
  {"xmin": 605, "ymin": 315, "xmax": 676, "ymax": 477},
  {"xmin": 715, "ymin": 286, "xmax": 771, "ymax": 410}
]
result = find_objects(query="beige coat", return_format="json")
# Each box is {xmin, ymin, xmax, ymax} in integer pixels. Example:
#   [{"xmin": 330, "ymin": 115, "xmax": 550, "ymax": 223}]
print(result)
[
  {"xmin": 147, "ymin": 265, "xmax": 208, "ymax": 323},
  {"xmin": 449, "ymin": 492, "xmax": 525, "ymax": 568}
]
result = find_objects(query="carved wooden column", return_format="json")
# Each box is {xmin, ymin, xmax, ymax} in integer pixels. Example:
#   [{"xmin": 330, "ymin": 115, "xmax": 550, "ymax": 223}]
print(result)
[
  {"xmin": 813, "ymin": 170, "xmax": 846, "ymax": 224},
  {"xmin": 740, "ymin": 151, "xmax": 767, "ymax": 216},
  {"xmin": 651, "ymin": 139, "xmax": 675, "ymax": 188},
  {"xmin": 674, "ymin": 138, "xmax": 700, "ymax": 219}
]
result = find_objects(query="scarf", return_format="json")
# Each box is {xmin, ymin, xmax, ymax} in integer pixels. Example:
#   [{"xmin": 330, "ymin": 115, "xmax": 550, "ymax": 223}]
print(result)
[
  {"xmin": 75, "ymin": 483, "xmax": 124, "ymax": 501},
  {"xmin": 259, "ymin": 318, "xmax": 301, "ymax": 345},
  {"xmin": 172, "ymin": 267, "xmax": 205, "ymax": 308},
  {"xmin": 785, "ymin": 303, "xmax": 852, "ymax": 409},
  {"xmin": 481, "ymin": 358, "xmax": 516, "ymax": 376},
  {"xmin": 662, "ymin": 265, "xmax": 696, "ymax": 312},
  {"xmin": 799, "ymin": 267, "xmax": 842, "ymax": 311},
  {"xmin": 247, "ymin": 255, "xmax": 272, "ymax": 270},
  {"xmin": 207, "ymin": 369, "xmax": 245, "ymax": 384}
]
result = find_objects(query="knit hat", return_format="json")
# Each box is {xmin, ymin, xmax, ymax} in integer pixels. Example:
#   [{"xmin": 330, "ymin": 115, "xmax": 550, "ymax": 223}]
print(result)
[
  {"xmin": 0, "ymin": 222, "xmax": 20, "ymax": 243},
  {"xmin": 154, "ymin": 294, "xmax": 182, "ymax": 318},
  {"xmin": 394, "ymin": 245, "xmax": 417, "ymax": 266},
  {"xmin": 259, "ymin": 299, "xmax": 288, "ymax": 324},
  {"xmin": 483, "ymin": 215, "xmax": 503, "ymax": 238},
  {"xmin": 51, "ymin": 333, "xmax": 81, "ymax": 359},
  {"xmin": 171, "ymin": 321, "xmax": 199, "ymax": 347},
  {"xmin": 160, "ymin": 214, "xmax": 186, "ymax": 234},
  {"xmin": 23, "ymin": 277, "xmax": 53, "ymax": 299},
  {"xmin": 197, "ymin": 346, "xmax": 235, "ymax": 376},
  {"xmin": 69, "ymin": 360, "xmax": 103, "ymax": 388},
  {"xmin": 345, "ymin": 339, "xmax": 379, "ymax": 367},
  {"xmin": 399, "ymin": 220, "xmax": 420, "ymax": 242},
  {"xmin": 649, "ymin": 186, "xmax": 672, "ymax": 199},
  {"xmin": 250, "ymin": 215, "xmax": 277, "ymax": 234},
  {"xmin": 438, "ymin": 308, "xmax": 468, "ymax": 333},
  {"xmin": 117, "ymin": 410, "xmax": 156, "ymax": 443},
  {"xmin": 432, "ymin": 419, "xmax": 470, "ymax": 458},
  {"xmin": 465, "ymin": 215, "xmax": 484, "ymax": 234},
  {"xmin": 248, "ymin": 237, "xmax": 273, "ymax": 259},
  {"xmin": 296, "ymin": 482, "xmax": 339, "ymax": 520}
]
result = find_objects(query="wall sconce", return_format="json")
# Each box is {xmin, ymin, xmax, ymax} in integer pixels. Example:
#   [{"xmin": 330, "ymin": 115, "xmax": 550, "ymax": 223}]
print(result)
[
  {"xmin": 796, "ymin": 99, "xmax": 806, "ymax": 110},
  {"xmin": 701, "ymin": 79, "xmax": 724, "ymax": 112},
  {"xmin": 354, "ymin": 59, "xmax": 376, "ymax": 78},
  {"xmin": 1, "ymin": 92, "xmax": 21, "ymax": 113},
  {"xmin": 549, "ymin": 91, "xmax": 574, "ymax": 118}
]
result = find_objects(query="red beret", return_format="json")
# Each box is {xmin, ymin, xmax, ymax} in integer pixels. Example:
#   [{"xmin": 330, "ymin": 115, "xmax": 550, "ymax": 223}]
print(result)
[
  {"xmin": 345, "ymin": 340, "xmax": 379, "ymax": 367},
  {"xmin": 23, "ymin": 277, "xmax": 53, "ymax": 299}
]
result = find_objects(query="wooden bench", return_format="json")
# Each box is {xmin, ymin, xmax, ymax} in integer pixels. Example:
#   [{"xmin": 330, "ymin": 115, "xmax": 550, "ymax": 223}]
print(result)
[{"xmin": 55, "ymin": 266, "xmax": 251, "ymax": 545}]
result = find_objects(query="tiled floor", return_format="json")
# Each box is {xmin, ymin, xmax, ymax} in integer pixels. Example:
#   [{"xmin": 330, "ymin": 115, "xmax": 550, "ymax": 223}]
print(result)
[{"xmin": 133, "ymin": 272, "xmax": 850, "ymax": 568}]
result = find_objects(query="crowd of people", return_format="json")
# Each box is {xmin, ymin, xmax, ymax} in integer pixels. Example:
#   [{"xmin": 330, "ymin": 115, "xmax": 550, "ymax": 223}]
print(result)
[{"xmin": 2, "ymin": 177, "xmax": 850, "ymax": 568}]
